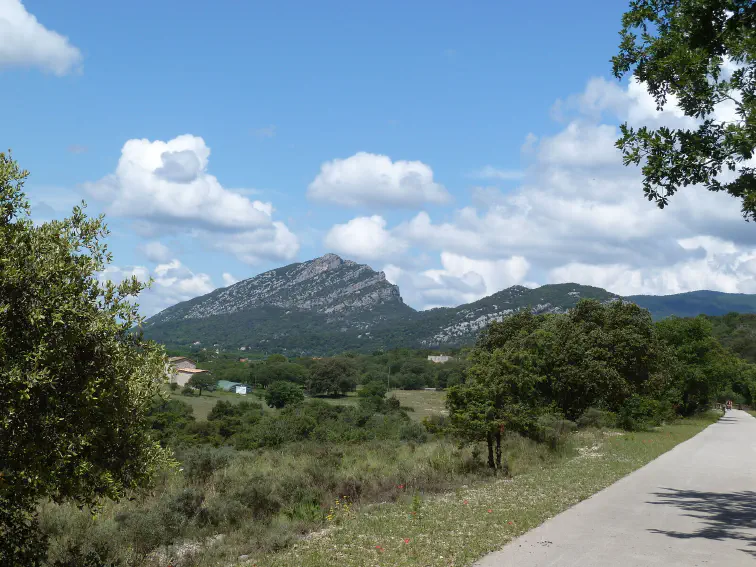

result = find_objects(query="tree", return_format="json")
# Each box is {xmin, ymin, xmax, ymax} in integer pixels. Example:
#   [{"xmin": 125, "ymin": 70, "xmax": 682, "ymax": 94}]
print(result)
[
  {"xmin": 308, "ymin": 357, "xmax": 357, "ymax": 396},
  {"xmin": 251, "ymin": 361, "xmax": 309, "ymax": 387},
  {"xmin": 655, "ymin": 315, "xmax": 736, "ymax": 414},
  {"xmin": 188, "ymin": 373, "xmax": 216, "ymax": 396},
  {"xmin": 0, "ymin": 153, "xmax": 171, "ymax": 565},
  {"xmin": 265, "ymin": 381, "xmax": 305, "ymax": 409},
  {"xmin": 612, "ymin": 1, "xmax": 756, "ymax": 219}
]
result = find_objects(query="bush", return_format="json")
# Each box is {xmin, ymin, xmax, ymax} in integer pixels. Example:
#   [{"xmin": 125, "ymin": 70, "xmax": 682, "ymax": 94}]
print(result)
[
  {"xmin": 576, "ymin": 408, "xmax": 617, "ymax": 429},
  {"xmin": 265, "ymin": 381, "xmax": 305, "ymax": 409},
  {"xmin": 617, "ymin": 395, "xmax": 672, "ymax": 431},
  {"xmin": 178, "ymin": 446, "xmax": 235, "ymax": 484},
  {"xmin": 181, "ymin": 386, "xmax": 194, "ymax": 396},
  {"xmin": 421, "ymin": 415, "xmax": 450, "ymax": 435},
  {"xmin": 169, "ymin": 382, "xmax": 179, "ymax": 392},
  {"xmin": 536, "ymin": 414, "xmax": 576, "ymax": 450}
]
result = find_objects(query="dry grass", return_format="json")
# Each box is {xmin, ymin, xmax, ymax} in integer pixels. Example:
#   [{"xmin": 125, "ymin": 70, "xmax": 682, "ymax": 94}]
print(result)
[{"xmin": 242, "ymin": 412, "xmax": 720, "ymax": 567}]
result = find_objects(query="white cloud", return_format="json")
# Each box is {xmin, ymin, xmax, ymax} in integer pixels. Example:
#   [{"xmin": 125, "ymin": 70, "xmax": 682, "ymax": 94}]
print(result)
[
  {"xmin": 205, "ymin": 222, "xmax": 299, "ymax": 265},
  {"xmin": 222, "ymin": 272, "xmax": 239, "ymax": 287},
  {"xmin": 83, "ymin": 134, "xmax": 299, "ymax": 265},
  {"xmin": 0, "ymin": 0, "xmax": 82, "ymax": 75},
  {"xmin": 324, "ymin": 215, "xmax": 407, "ymax": 261},
  {"xmin": 99, "ymin": 259, "xmax": 215, "ymax": 317},
  {"xmin": 341, "ymin": 75, "xmax": 756, "ymax": 308},
  {"xmin": 548, "ymin": 237, "xmax": 756, "ymax": 297},
  {"xmin": 471, "ymin": 166, "xmax": 523, "ymax": 180},
  {"xmin": 84, "ymin": 135, "xmax": 272, "ymax": 231},
  {"xmin": 140, "ymin": 241, "xmax": 172, "ymax": 263},
  {"xmin": 379, "ymin": 253, "xmax": 531, "ymax": 310},
  {"xmin": 308, "ymin": 151, "xmax": 450, "ymax": 208}
]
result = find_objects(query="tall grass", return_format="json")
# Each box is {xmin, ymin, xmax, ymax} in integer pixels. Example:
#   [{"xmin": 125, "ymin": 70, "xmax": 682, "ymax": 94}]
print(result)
[{"xmin": 38, "ymin": 439, "xmax": 503, "ymax": 566}]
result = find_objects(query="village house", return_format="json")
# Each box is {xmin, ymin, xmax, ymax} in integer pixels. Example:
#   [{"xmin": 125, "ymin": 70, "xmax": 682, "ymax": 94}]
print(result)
[
  {"xmin": 427, "ymin": 354, "xmax": 452, "ymax": 363},
  {"xmin": 167, "ymin": 356, "xmax": 211, "ymax": 387}
]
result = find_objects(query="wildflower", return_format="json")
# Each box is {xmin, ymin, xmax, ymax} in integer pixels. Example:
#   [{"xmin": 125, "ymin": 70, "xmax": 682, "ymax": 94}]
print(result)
[
  {"xmin": 375, "ymin": 545, "xmax": 384, "ymax": 552},
  {"xmin": 508, "ymin": 521, "xmax": 513, "ymax": 525},
  {"xmin": 487, "ymin": 509, "xmax": 493, "ymax": 513},
  {"xmin": 404, "ymin": 538, "xmax": 411, "ymax": 544},
  {"xmin": 463, "ymin": 499, "xmax": 468, "ymax": 505}
]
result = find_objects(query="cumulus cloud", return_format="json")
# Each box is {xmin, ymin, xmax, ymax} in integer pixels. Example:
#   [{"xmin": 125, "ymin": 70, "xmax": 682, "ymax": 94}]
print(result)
[
  {"xmin": 0, "ymin": 0, "xmax": 82, "ymax": 75},
  {"xmin": 324, "ymin": 215, "xmax": 407, "ymax": 261},
  {"xmin": 308, "ymin": 152, "xmax": 450, "ymax": 208},
  {"xmin": 325, "ymin": 75, "xmax": 756, "ymax": 309},
  {"xmin": 380, "ymin": 253, "xmax": 531, "ymax": 310},
  {"xmin": 222, "ymin": 272, "xmax": 239, "ymax": 287},
  {"xmin": 98, "ymin": 259, "xmax": 215, "ymax": 317},
  {"xmin": 83, "ymin": 135, "xmax": 299, "ymax": 264},
  {"xmin": 140, "ymin": 241, "xmax": 172, "ymax": 263},
  {"xmin": 549, "ymin": 236, "xmax": 756, "ymax": 296}
]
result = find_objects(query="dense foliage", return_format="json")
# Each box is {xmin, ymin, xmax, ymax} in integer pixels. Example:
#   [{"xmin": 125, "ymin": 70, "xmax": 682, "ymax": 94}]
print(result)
[
  {"xmin": 448, "ymin": 299, "xmax": 755, "ymax": 469},
  {"xmin": 0, "ymin": 153, "xmax": 170, "ymax": 565},
  {"xmin": 613, "ymin": 0, "xmax": 756, "ymax": 219}
]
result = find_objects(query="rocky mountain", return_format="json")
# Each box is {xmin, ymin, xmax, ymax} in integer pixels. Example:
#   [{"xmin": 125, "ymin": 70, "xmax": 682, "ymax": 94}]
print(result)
[
  {"xmin": 148, "ymin": 253, "xmax": 412, "ymax": 327},
  {"xmin": 142, "ymin": 254, "xmax": 756, "ymax": 355}
]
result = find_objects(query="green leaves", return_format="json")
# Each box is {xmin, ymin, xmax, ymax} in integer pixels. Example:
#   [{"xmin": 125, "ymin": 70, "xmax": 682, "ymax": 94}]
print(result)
[
  {"xmin": 613, "ymin": 0, "xmax": 756, "ymax": 219},
  {"xmin": 0, "ymin": 153, "xmax": 171, "ymax": 565}
]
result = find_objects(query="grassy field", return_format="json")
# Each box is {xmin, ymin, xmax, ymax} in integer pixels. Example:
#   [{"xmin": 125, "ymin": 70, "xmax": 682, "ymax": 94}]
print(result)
[
  {"xmin": 246, "ymin": 412, "xmax": 720, "ymax": 567},
  {"xmin": 389, "ymin": 389, "xmax": 447, "ymax": 421},
  {"xmin": 166, "ymin": 387, "xmax": 269, "ymax": 420},
  {"xmin": 172, "ymin": 387, "xmax": 449, "ymax": 422},
  {"xmin": 316, "ymin": 389, "xmax": 447, "ymax": 422}
]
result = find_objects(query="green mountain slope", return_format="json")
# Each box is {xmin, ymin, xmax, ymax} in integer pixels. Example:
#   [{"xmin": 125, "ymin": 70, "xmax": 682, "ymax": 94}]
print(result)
[
  {"xmin": 627, "ymin": 290, "xmax": 756, "ymax": 320},
  {"xmin": 142, "ymin": 254, "xmax": 756, "ymax": 355}
]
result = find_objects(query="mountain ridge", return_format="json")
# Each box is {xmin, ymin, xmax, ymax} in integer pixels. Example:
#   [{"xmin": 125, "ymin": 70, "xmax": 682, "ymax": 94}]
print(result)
[{"xmin": 142, "ymin": 254, "xmax": 756, "ymax": 354}]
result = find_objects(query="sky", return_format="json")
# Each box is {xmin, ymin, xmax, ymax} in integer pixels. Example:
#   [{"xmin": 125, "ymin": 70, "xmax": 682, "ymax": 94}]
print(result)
[{"xmin": 3, "ymin": 0, "xmax": 756, "ymax": 316}]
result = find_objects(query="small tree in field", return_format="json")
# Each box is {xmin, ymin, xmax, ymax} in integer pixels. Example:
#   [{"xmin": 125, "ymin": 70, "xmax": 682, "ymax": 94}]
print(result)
[
  {"xmin": 188, "ymin": 373, "xmax": 215, "ymax": 396},
  {"xmin": 0, "ymin": 152, "xmax": 171, "ymax": 565},
  {"xmin": 265, "ymin": 380, "xmax": 305, "ymax": 408}
]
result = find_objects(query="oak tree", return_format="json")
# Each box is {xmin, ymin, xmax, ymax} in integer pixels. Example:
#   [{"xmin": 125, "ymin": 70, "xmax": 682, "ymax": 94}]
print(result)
[{"xmin": 613, "ymin": 0, "xmax": 756, "ymax": 218}]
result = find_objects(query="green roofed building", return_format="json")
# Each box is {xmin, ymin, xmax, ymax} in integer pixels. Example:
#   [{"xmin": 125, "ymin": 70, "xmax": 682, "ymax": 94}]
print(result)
[{"xmin": 217, "ymin": 380, "xmax": 245, "ymax": 393}]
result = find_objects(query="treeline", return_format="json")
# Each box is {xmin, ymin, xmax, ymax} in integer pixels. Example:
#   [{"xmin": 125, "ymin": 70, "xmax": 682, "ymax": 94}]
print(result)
[
  {"xmin": 149, "ymin": 385, "xmax": 427, "ymax": 451},
  {"xmin": 449, "ymin": 299, "xmax": 754, "ymax": 471},
  {"xmin": 177, "ymin": 348, "xmax": 469, "ymax": 393}
]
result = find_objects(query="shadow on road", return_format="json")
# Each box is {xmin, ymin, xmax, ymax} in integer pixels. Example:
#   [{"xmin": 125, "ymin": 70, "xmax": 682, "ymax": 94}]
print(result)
[{"xmin": 648, "ymin": 488, "xmax": 756, "ymax": 557}]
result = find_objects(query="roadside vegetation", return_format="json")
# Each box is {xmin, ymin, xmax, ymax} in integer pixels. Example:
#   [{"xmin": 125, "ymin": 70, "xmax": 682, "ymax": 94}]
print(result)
[{"xmin": 6, "ymin": 4, "xmax": 756, "ymax": 559}]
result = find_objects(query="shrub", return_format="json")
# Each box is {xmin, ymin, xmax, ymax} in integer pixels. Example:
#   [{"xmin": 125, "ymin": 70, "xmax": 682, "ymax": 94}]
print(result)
[
  {"xmin": 169, "ymin": 382, "xmax": 179, "ymax": 392},
  {"xmin": 399, "ymin": 421, "xmax": 428, "ymax": 443},
  {"xmin": 265, "ymin": 381, "xmax": 305, "ymax": 409},
  {"xmin": 536, "ymin": 414, "xmax": 576, "ymax": 451},
  {"xmin": 179, "ymin": 446, "xmax": 235, "ymax": 484},
  {"xmin": 617, "ymin": 395, "xmax": 672, "ymax": 431},
  {"xmin": 421, "ymin": 415, "xmax": 449, "ymax": 435},
  {"xmin": 576, "ymin": 408, "xmax": 617, "ymax": 429},
  {"xmin": 181, "ymin": 386, "xmax": 194, "ymax": 396}
]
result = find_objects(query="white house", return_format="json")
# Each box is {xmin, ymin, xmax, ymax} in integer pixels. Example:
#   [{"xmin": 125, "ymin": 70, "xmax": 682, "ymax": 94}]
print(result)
[
  {"xmin": 167, "ymin": 356, "xmax": 211, "ymax": 387},
  {"xmin": 235, "ymin": 385, "xmax": 248, "ymax": 395},
  {"xmin": 427, "ymin": 355, "xmax": 452, "ymax": 363}
]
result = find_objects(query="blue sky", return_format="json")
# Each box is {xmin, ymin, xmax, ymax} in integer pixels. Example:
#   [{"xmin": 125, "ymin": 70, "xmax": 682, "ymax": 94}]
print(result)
[{"xmin": 4, "ymin": 0, "xmax": 756, "ymax": 315}]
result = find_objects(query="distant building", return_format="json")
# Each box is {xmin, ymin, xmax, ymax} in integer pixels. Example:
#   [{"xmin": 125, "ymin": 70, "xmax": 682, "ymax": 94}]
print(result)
[
  {"xmin": 167, "ymin": 356, "xmax": 211, "ymax": 387},
  {"xmin": 217, "ymin": 380, "xmax": 246, "ymax": 393},
  {"xmin": 428, "ymin": 355, "xmax": 452, "ymax": 364},
  {"xmin": 235, "ymin": 385, "xmax": 248, "ymax": 395}
]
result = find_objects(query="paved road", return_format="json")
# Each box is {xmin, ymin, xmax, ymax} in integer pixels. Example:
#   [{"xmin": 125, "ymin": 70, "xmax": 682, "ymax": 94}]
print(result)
[{"xmin": 475, "ymin": 410, "xmax": 756, "ymax": 567}]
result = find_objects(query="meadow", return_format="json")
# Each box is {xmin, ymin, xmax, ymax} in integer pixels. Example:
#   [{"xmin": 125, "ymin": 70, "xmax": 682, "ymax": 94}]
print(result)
[{"xmin": 169, "ymin": 386, "xmax": 447, "ymax": 422}]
